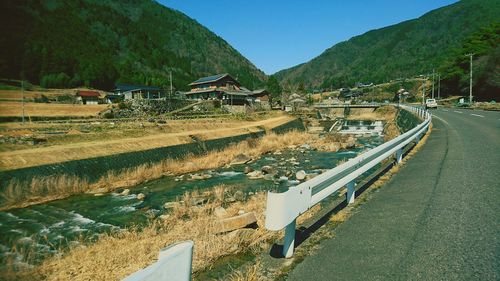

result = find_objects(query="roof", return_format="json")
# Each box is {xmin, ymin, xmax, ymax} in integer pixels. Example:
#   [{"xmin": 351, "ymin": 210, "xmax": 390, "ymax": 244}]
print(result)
[
  {"xmin": 252, "ymin": 89, "xmax": 268, "ymax": 94},
  {"xmin": 189, "ymin": 73, "xmax": 233, "ymax": 86},
  {"xmin": 77, "ymin": 90, "xmax": 100, "ymax": 97},
  {"xmin": 115, "ymin": 83, "xmax": 161, "ymax": 92}
]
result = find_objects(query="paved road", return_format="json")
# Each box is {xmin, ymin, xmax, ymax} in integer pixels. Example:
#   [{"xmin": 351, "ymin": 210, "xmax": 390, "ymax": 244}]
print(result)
[{"xmin": 288, "ymin": 108, "xmax": 500, "ymax": 280}]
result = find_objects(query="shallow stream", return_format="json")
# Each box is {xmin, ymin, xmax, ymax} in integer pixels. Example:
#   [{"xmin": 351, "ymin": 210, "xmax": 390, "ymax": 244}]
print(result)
[{"xmin": 0, "ymin": 136, "xmax": 384, "ymax": 268}]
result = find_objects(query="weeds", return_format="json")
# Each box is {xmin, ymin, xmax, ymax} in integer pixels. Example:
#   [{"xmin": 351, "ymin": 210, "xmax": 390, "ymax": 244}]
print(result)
[{"xmin": 1, "ymin": 131, "xmax": 314, "ymax": 210}]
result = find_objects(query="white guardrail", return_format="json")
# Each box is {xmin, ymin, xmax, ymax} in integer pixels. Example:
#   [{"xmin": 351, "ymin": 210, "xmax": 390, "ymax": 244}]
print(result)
[
  {"xmin": 123, "ymin": 105, "xmax": 430, "ymax": 280},
  {"xmin": 123, "ymin": 241, "xmax": 193, "ymax": 281},
  {"xmin": 264, "ymin": 104, "xmax": 431, "ymax": 258}
]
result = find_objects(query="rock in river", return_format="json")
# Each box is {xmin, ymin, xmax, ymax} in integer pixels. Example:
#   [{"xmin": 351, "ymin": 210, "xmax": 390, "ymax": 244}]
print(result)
[
  {"xmin": 295, "ymin": 170, "xmax": 307, "ymax": 180},
  {"xmin": 261, "ymin": 165, "xmax": 276, "ymax": 175},
  {"xmin": 230, "ymin": 154, "xmax": 252, "ymax": 165},
  {"xmin": 244, "ymin": 166, "xmax": 254, "ymax": 174},
  {"xmin": 247, "ymin": 170, "xmax": 263, "ymax": 179},
  {"xmin": 137, "ymin": 193, "xmax": 146, "ymax": 200}
]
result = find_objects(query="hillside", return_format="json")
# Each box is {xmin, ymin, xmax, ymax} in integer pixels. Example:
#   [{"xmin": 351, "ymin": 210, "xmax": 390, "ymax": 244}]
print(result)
[
  {"xmin": 0, "ymin": 0, "xmax": 266, "ymax": 91},
  {"xmin": 275, "ymin": 0, "xmax": 499, "ymax": 94}
]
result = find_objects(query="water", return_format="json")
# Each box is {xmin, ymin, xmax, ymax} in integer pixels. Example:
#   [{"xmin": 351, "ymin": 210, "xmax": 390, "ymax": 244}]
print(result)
[
  {"xmin": 0, "ymin": 136, "xmax": 384, "ymax": 268},
  {"xmin": 341, "ymin": 120, "xmax": 384, "ymax": 135}
]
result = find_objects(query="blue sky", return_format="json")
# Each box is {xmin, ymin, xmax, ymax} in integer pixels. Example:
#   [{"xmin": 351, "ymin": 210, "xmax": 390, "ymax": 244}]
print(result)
[{"xmin": 159, "ymin": 0, "xmax": 458, "ymax": 75}]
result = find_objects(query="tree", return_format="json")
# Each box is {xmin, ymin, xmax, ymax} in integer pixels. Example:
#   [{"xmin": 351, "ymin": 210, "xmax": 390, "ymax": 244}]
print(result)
[
  {"xmin": 266, "ymin": 75, "xmax": 282, "ymax": 104},
  {"xmin": 297, "ymin": 81, "xmax": 306, "ymax": 93}
]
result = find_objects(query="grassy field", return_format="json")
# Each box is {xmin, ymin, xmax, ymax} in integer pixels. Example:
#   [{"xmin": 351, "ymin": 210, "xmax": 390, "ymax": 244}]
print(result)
[
  {"xmin": 0, "ymin": 88, "xmax": 106, "ymax": 101},
  {"xmin": 0, "ymin": 114, "xmax": 294, "ymax": 170},
  {"xmin": 0, "ymin": 101, "xmax": 108, "ymax": 117}
]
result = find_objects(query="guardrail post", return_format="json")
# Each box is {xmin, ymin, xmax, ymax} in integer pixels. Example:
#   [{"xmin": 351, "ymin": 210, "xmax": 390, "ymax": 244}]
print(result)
[
  {"xmin": 123, "ymin": 241, "xmax": 194, "ymax": 281},
  {"xmin": 346, "ymin": 181, "xmax": 355, "ymax": 204},
  {"xmin": 396, "ymin": 148, "xmax": 403, "ymax": 163},
  {"xmin": 283, "ymin": 219, "xmax": 296, "ymax": 258}
]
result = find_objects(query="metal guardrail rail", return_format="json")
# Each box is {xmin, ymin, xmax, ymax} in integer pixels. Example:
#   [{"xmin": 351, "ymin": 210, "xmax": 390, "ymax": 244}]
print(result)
[{"xmin": 264, "ymin": 104, "xmax": 431, "ymax": 257}]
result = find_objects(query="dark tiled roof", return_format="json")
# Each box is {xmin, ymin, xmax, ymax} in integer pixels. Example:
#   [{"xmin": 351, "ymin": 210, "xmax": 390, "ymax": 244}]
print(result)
[
  {"xmin": 189, "ymin": 73, "xmax": 229, "ymax": 86},
  {"xmin": 115, "ymin": 83, "xmax": 161, "ymax": 92}
]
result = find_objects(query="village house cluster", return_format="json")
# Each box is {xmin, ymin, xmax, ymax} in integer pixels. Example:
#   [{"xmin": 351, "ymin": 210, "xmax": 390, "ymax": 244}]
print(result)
[{"xmin": 75, "ymin": 73, "xmax": 270, "ymax": 109}]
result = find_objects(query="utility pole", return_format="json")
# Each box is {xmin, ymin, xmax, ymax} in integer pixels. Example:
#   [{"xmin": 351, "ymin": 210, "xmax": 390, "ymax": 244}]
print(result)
[
  {"xmin": 466, "ymin": 53, "xmax": 474, "ymax": 104},
  {"xmin": 431, "ymin": 69, "xmax": 435, "ymax": 99},
  {"xmin": 421, "ymin": 77, "xmax": 426, "ymax": 106},
  {"xmin": 21, "ymin": 80, "xmax": 25, "ymax": 125},
  {"xmin": 437, "ymin": 73, "xmax": 441, "ymax": 100},
  {"xmin": 169, "ymin": 70, "xmax": 173, "ymax": 99}
]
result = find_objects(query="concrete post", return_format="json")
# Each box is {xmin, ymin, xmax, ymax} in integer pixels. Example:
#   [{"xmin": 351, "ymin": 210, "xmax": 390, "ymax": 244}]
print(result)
[
  {"xmin": 346, "ymin": 181, "xmax": 355, "ymax": 204},
  {"xmin": 123, "ymin": 241, "xmax": 194, "ymax": 281},
  {"xmin": 415, "ymin": 134, "xmax": 420, "ymax": 144},
  {"xmin": 396, "ymin": 148, "xmax": 403, "ymax": 164},
  {"xmin": 283, "ymin": 219, "xmax": 296, "ymax": 258}
]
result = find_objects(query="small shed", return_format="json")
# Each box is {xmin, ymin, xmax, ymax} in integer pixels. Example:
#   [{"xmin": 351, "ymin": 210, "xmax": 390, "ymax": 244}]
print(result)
[{"xmin": 76, "ymin": 90, "xmax": 100, "ymax": 105}]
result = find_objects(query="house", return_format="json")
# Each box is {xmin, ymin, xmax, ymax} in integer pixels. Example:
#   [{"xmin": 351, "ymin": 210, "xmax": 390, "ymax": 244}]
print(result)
[
  {"xmin": 105, "ymin": 93, "xmax": 124, "ymax": 104},
  {"xmin": 185, "ymin": 74, "xmax": 257, "ymax": 106},
  {"xmin": 76, "ymin": 90, "xmax": 100, "ymax": 105},
  {"xmin": 114, "ymin": 84, "xmax": 164, "ymax": 100}
]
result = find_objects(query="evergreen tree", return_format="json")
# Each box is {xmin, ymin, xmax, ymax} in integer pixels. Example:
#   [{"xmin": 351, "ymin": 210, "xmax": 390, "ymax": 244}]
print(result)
[{"xmin": 265, "ymin": 75, "xmax": 282, "ymax": 104}]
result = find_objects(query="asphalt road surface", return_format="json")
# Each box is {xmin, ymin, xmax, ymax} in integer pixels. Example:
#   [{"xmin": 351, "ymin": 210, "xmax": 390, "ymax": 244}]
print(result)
[{"xmin": 288, "ymin": 108, "xmax": 500, "ymax": 280}]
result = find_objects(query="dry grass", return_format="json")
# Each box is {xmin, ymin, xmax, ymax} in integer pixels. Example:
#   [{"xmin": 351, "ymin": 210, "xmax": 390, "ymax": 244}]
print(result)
[
  {"xmin": 0, "ymin": 101, "xmax": 108, "ymax": 117},
  {"xmin": 310, "ymin": 133, "xmax": 356, "ymax": 152},
  {"xmin": 227, "ymin": 260, "xmax": 264, "ymax": 281},
  {"xmin": 0, "ymin": 115, "xmax": 293, "ymax": 170},
  {"xmin": 0, "ymin": 130, "xmax": 315, "ymax": 210},
  {"xmin": 348, "ymin": 106, "xmax": 397, "ymax": 122},
  {"xmin": 22, "ymin": 186, "xmax": 321, "ymax": 281},
  {"xmin": 0, "ymin": 88, "xmax": 106, "ymax": 100}
]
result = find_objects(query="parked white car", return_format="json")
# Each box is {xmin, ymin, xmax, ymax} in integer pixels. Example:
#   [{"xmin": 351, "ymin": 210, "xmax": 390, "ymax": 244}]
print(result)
[{"xmin": 425, "ymin": 98, "xmax": 438, "ymax": 109}]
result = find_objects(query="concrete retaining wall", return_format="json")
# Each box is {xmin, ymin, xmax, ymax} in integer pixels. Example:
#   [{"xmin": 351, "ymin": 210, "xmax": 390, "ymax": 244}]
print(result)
[
  {"xmin": 396, "ymin": 108, "xmax": 420, "ymax": 133},
  {"xmin": 0, "ymin": 118, "xmax": 305, "ymax": 198}
]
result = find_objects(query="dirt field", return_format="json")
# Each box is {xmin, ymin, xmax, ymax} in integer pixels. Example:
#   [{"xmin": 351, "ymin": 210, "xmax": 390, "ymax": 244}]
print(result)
[
  {"xmin": 0, "ymin": 114, "xmax": 294, "ymax": 170},
  {"xmin": 0, "ymin": 88, "xmax": 105, "ymax": 100},
  {"xmin": 0, "ymin": 101, "xmax": 109, "ymax": 117}
]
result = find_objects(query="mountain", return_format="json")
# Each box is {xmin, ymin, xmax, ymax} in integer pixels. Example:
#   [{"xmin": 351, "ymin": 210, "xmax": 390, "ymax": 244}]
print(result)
[
  {"xmin": 438, "ymin": 22, "xmax": 499, "ymax": 101},
  {"xmin": 275, "ymin": 0, "xmax": 500, "ymax": 94},
  {"xmin": 0, "ymin": 0, "xmax": 266, "ymax": 91}
]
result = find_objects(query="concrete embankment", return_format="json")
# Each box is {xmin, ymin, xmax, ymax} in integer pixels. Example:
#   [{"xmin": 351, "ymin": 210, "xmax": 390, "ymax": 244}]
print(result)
[{"xmin": 0, "ymin": 118, "xmax": 305, "ymax": 202}]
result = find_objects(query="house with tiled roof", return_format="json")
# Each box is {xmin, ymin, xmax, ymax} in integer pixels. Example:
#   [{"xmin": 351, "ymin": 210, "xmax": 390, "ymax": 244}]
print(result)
[
  {"xmin": 76, "ymin": 90, "xmax": 100, "ymax": 105},
  {"xmin": 185, "ymin": 74, "xmax": 269, "ymax": 107},
  {"xmin": 114, "ymin": 83, "xmax": 164, "ymax": 100}
]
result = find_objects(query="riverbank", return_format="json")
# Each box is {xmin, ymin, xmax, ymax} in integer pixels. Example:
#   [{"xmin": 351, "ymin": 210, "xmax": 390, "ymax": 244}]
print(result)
[
  {"xmin": 0, "ymin": 114, "xmax": 300, "ymax": 210},
  {"xmin": 1, "ymin": 128, "xmax": 360, "ymax": 211},
  {"xmin": 2, "ymin": 185, "xmax": 323, "ymax": 281},
  {"xmin": 0, "ymin": 105, "xmax": 410, "ymax": 280}
]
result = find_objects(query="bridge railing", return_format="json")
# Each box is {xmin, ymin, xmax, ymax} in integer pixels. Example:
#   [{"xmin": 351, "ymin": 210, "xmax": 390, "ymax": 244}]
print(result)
[{"xmin": 264, "ymin": 104, "xmax": 431, "ymax": 257}]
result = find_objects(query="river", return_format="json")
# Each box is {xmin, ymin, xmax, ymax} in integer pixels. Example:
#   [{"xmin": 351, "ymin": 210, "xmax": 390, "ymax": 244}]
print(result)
[{"xmin": 0, "ymin": 136, "xmax": 384, "ymax": 269}]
